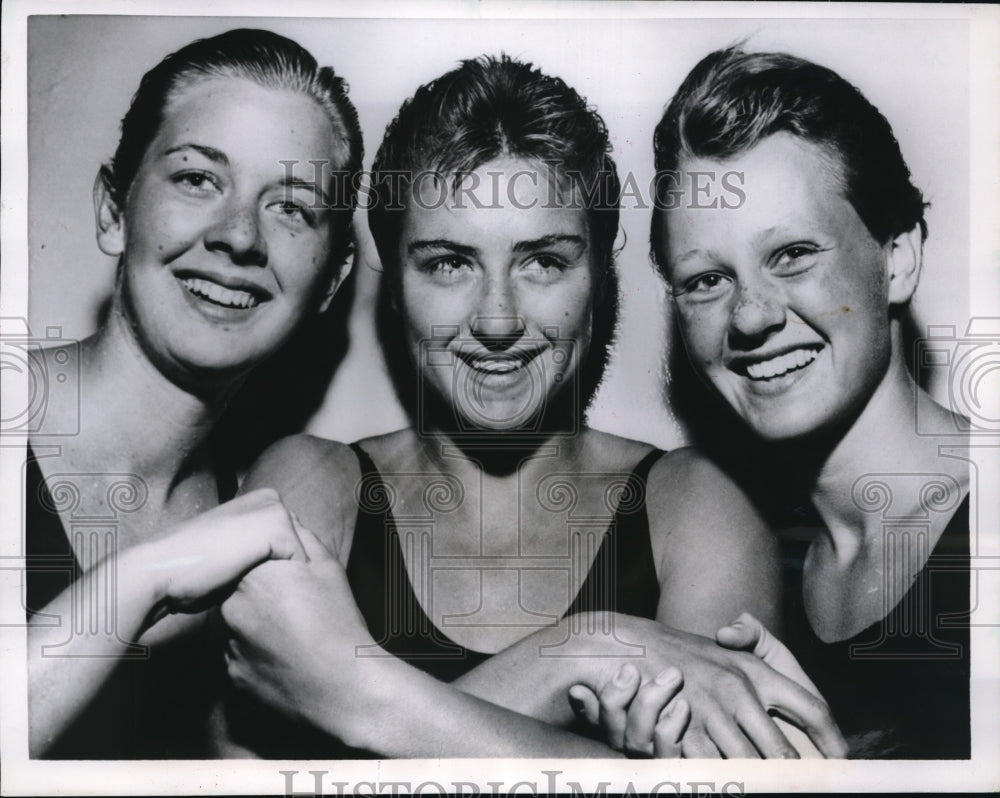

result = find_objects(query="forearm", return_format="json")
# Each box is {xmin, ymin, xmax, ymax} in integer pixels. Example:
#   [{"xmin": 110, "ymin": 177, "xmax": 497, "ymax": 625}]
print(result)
[
  {"xmin": 312, "ymin": 654, "xmax": 620, "ymax": 758},
  {"xmin": 453, "ymin": 614, "xmax": 618, "ymax": 726},
  {"xmin": 28, "ymin": 546, "xmax": 163, "ymax": 755}
]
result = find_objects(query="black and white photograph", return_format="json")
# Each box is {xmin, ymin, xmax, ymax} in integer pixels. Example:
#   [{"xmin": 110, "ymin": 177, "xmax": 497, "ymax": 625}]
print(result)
[{"xmin": 1, "ymin": 1, "xmax": 998, "ymax": 794}]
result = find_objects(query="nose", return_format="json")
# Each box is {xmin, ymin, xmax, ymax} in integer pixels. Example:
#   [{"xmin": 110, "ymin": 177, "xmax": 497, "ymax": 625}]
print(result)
[
  {"xmin": 727, "ymin": 277, "xmax": 786, "ymax": 350},
  {"xmin": 470, "ymin": 274, "xmax": 526, "ymax": 351},
  {"xmin": 204, "ymin": 200, "xmax": 267, "ymax": 266}
]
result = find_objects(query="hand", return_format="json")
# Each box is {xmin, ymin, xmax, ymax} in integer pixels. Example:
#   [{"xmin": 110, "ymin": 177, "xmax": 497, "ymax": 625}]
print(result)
[
  {"xmin": 716, "ymin": 612, "xmax": 828, "ymax": 758},
  {"xmin": 219, "ymin": 525, "xmax": 380, "ymax": 741},
  {"xmin": 563, "ymin": 613, "xmax": 847, "ymax": 758},
  {"xmin": 139, "ymin": 488, "xmax": 307, "ymax": 618},
  {"xmin": 569, "ymin": 664, "xmax": 689, "ymax": 757}
]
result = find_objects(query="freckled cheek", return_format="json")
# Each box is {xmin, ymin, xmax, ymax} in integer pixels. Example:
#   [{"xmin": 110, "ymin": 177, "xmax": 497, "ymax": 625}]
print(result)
[
  {"xmin": 677, "ymin": 305, "xmax": 728, "ymax": 365},
  {"xmin": 129, "ymin": 203, "xmax": 205, "ymax": 259}
]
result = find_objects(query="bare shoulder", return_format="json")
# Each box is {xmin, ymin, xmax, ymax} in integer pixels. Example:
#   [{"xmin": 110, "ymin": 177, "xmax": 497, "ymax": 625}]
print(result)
[
  {"xmin": 578, "ymin": 428, "xmax": 655, "ymax": 472},
  {"xmin": 244, "ymin": 433, "xmax": 360, "ymax": 493},
  {"xmin": 645, "ymin": 446, "xmax": 771, "ymax": 548},
  {"xmin": 243, "ymin": 434, "xmax": 362, "ymax": 558}
]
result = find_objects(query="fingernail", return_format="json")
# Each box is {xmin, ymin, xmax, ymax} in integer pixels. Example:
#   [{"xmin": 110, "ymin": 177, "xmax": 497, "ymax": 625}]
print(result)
[
  {"xmin": 615, "ymin": 664, "xmax": 637, "ymax": 686},
  {"xmin": 655, "ymin": 667, "xmax": 680, "ymax": 686},
  {"xmin": 667, "ymin": 697, "xmax": 688, "ymax": 717}
]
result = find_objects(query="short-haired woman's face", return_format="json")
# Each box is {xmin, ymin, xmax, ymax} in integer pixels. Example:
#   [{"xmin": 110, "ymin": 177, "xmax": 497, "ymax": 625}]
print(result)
[
  {"xmin": 395, "ymin": 157, "xmax": 597, "ymax": 431},
  {"xmin": 659, "ymin": 132, "xmax": 898, "ymax": 441},
  {"xmin": 103, "ymin": 77, "xmax": 343, "ymax": 384}
]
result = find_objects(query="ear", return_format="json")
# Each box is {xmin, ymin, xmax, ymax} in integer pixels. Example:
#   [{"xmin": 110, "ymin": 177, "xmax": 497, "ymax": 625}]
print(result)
[
  {"xmin": 885, "ymin": 223, "xmax": 923, "ymax": 305},
  {"xmin": 318, "ymin": 248, "xmax": 354, "ymax": 314},
  {"xmin": 94, "ymin": 167, "xmax": 125, "ymax": 257}
]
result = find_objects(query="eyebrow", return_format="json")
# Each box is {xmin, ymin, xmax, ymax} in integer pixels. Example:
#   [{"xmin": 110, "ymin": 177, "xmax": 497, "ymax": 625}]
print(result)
[
  {"xmin": 512, "ymin": 234, "xmax": 587, "ymax": 254},
  {"xmin": 162, "ymin": 144, "xmax": 331, "ymax": 206},
  {"xmin": 407, "ymin": 239, "xmax": 479, "ymax": 257},
  {"xmin": 672, "ymin": 247, "xmax": 715, "ymax": 267},
  {"xmin": 281, "ymin": 176, "xmax": 332, "ymax": 207},
  {"xmin": 162, "ymin": 143, "xmax": 229, "ymax": 166},
  {"xmin": 407, "ymin": 234, "xmax": 587, "ymax": 258}
]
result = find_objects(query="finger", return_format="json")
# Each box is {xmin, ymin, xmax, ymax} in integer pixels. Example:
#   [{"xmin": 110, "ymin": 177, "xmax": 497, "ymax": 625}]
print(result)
[
  {"xmin": 681, "ymin": 729, "xmax": 720, "ymax": 759},
  {"xmin": 734, "ymin": 703, "xmax": 799, "ymax": 759},
  {"xmin": 752, "ymin": 668, "xmax": 847, "ymax": 758},
  {"xmin": 624, "ymin": 667, "xmax": 683, "ymax": 755},
  {"xmin": 718, "ymin": 613, "xmax": 822, "ymax": 697},
  {"xmin": 599, "ymin": 663, "xmax": 640, "ymax": 750},
  {"xmin": 293, "ymin": 519, "xmax": 335, "ymax": 563},
  {"xmin": 653, "ymin": 697, "xmax": 689, "ymax": 758},
  {"xmin": 230, "ymin": 487, "xmax": 282, "ymax": 510},
  {"xmin": 715, "ymin": 619, "xmax": 759, "ymax": 651},
  {"xmin": 568, "ymin": 684, "xmax": 600, "ymax": 727},
  {"xmin": 704, "ymin": 713, "xmax": 761, "ymax": 759}
]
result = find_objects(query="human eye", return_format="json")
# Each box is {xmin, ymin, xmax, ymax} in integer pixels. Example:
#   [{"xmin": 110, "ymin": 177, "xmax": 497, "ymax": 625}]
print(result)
[
  {"xmin": 521, "ymin": 254, "xmax": 568, "ymax": 283},
  {"xmin": 171, "ymin": 170, "xmax": 222, "ymax": 196},
  {"xmin": 772, "ymin": 243, "xmax": 821, "ymax": 275},
  {"xmin": 421, "ymin": 256, "xmax": 473, "ymax": 281},
  {"xmin": 268, "ymin": 198, "xmax": 317, "ymax": 228},
  {"xmin": 671, "ymin": 271, "xmax": 733, "ymax": 302}
]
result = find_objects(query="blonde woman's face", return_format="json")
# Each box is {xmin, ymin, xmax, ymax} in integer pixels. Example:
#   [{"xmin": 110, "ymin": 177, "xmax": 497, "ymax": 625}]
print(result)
[
  {"xmin": 660, "ymin": 133, "xmax": 897, "ymax": 441},
  {"xmin": 108, "ymin": 77, "xmax": 343, "ymax": 386}
]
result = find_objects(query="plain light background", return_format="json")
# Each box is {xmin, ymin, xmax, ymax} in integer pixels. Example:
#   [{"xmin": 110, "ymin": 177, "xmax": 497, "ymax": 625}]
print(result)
[{"xmin": 27, "ymin": 14, "xmax": 971, "ymax": 449}]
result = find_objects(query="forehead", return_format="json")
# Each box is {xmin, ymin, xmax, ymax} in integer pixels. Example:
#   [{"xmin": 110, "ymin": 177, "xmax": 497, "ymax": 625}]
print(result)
[
  {"xmin": 663, "ymin": 133, "xmax": 859, "ymax": 262},
  {"xmin": 402, "ymin": 157, "xmax": 591, "ymax": 245},
  {"xmin": 153, "ymin": 77, "xmax": 342, "ymax": 175}
]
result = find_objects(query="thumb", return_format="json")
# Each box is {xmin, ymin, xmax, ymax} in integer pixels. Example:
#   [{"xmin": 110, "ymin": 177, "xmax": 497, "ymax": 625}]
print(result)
[
  {"xmin": 715, "ymin": 611, "xmax": 762, "ymax": 651},
  {"xmin": 719, "ymin": 612, "xmax": 824, "ymax": 699},
  {"xmin": 568, "ymin": 684, "xmax": 601, "ymax": 727},
  {"xmin": 291, "ymin": 515, "xmax": 335, "ymax": 562}
]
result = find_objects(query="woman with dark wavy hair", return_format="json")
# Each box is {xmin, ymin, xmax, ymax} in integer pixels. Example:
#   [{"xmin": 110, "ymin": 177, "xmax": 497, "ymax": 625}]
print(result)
[
  {"xmin": 649, "ymin": 46, "xmax": 970, "ymax": 758},
  {"xmin": 222, "ymin": 54, "xmax": 846, "ymax": 759}
]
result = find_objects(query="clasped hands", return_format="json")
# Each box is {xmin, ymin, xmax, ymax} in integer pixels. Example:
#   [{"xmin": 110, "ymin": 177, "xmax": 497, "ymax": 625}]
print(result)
[{"xmin": 160, "ymin": 490, "xmax": 845, "ymax": 758}]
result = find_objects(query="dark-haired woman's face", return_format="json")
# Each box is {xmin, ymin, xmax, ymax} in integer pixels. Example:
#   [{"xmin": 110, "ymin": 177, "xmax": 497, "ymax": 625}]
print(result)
[
  {"xmin": 659, "ymin": 132, "xmax": 902, "ymax": 441},
  {"xmin": 104, "ymin": 77, "xmax": 343, "ymax": 385},
  {"xmin": 394, "ymin": 158, "xmax": 598, "ymax": 431}
]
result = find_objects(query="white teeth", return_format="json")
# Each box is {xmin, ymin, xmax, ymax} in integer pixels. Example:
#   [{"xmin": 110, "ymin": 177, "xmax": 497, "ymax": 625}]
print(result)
[
  {"xmin": 180, "ymin": 278, "xmax": 258, "ymax": 309},
  {"xmin": 746, "ymin": 348, "xmax": 819, "ymax": 380},
  {"xmin": 469, "ymin": 358, "xmax": 525, "ymax": 374}
]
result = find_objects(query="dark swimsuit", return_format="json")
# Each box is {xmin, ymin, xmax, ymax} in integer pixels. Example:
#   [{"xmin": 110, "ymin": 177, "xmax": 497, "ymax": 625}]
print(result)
[
  {"xmin": 344, "ymin": 444, "xmax": 664, "ymax": 682},
  {"xmin": 25, "ymin": 445, "xmax": 237, "ymax": 759},
  {"xmin": 779, "ymin": 496, "xmax": 971, "ymax": 758}
]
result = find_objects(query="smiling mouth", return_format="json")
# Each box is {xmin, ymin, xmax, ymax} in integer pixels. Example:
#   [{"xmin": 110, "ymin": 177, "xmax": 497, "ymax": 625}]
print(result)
[
  {"xmin": 459, "ymin": 349, "xmax": 544, "ymax": 376},
  {"xmin": 743, "ymin": 347, "xmax": 821, "ymax": 380},
  {"xmin": 180, "ymin": 277, "xmax": 260, "ymax": 309},
  {"xmin": 467, "ymin": 357, "xmax": 529, "ymax": 374}
]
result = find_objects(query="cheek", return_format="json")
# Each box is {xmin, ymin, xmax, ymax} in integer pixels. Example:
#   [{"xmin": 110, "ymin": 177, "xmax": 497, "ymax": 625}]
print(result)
[
  {"xmin": 676, "ymin": 304, "xmax": 728, "ymax": 365},
  {"xmin": 399, "ymin": 281, "xmax": 464, "ymax": 338},
  {"xmin": 275, "ymin": 231, "xmax": 333, "ymax": 294}
]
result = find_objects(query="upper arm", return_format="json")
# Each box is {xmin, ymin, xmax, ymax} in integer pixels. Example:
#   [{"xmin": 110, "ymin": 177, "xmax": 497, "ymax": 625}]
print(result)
[
  {"xmin": 242, "ymin": 434, "xmax": 361, "ymax": 563},
  {"xmin": 646, "ymin": 448, "xmax": 782, "ymax": 636}
]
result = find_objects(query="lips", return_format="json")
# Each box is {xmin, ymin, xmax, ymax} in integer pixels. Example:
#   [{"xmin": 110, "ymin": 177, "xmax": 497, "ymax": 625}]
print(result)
[
  {"xmin": 458, "ymin": 348, "xmax": 545, "ymax": 375},
  {"xmin": 174, "ymin": 269, "xmax": 274, "ymax": 314},
  {"xmin": 735, "ymin": 345, "xmax": 822, "ymax": 381},
  {"xmin": 179, "ymin": 277, "xmax": 259, "ymax": 309}
]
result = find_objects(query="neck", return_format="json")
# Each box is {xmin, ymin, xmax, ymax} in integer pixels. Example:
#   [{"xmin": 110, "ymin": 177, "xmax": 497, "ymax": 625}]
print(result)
[
  {"xmin": 416, "ymin": 425, "xmax": 585, "ymax": 480},
  {"xmin": 68, "ymin": 307, "xmax": 237, "ymax": 486},
  {"xmin": 797, "ymin": 342, "xmax": 968, "ymax": 557},
  {"xmin": 414, "ymin": 388, "xmax": 583, "ymax": 476}
]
